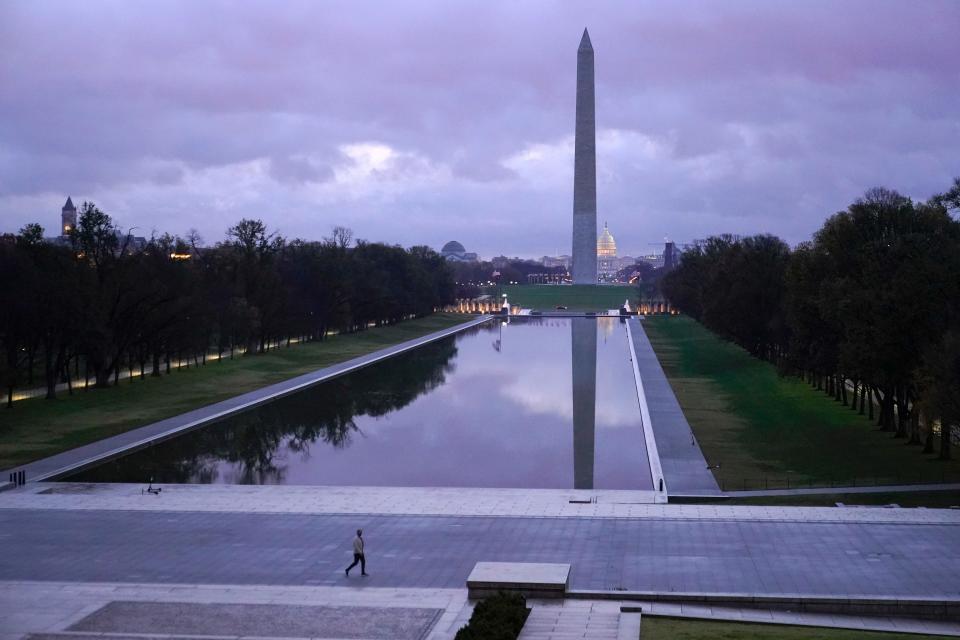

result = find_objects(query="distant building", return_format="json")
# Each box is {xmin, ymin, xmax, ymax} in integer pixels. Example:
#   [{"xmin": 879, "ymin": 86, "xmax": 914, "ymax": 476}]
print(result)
[
  {"xmin": 61, "ymin": 197, "xmax": 77, "ymax": 237},
  {"xmin": 117, "ymin": 231, "xmax": 148, "ymax": 253},
  {"xmin": 663, "ymin": 241, "xmax": 677, "ymax": 271},
  {"xmin": 541, "ymin": 254, "xmax": 572, "ymax": 269},
  {"xmin": 597, "ymin": 222, "xmax": 618, "ymax": 279},
  {"xmin": 638, "ymin": 253, "xmax": 664, "ymax": 269},
  {"xmin": 440, "ymin": 240, "xmax": 478, "ymax": 263},
  {"xmin": 46, "ymin": 197, "xmax": 147, "ymax": 252}
]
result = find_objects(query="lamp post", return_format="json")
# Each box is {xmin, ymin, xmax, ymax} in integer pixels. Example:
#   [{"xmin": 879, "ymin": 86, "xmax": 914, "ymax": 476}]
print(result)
[{"xmin": 121, "ymin": 227, "xmax": 141, "ymax": 255}]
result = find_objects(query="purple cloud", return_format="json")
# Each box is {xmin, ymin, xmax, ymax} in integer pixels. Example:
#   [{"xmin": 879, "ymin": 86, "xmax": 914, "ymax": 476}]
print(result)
[{"xmin": 0, "ymin": 0, "xmax": 957, "ymax": 257}]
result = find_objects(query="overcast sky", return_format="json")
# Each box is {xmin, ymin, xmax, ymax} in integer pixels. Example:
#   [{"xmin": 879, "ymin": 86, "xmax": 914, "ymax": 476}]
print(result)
[{"xmin": 1, "ymin": 1, "xmax": 957, "ymax": 258}]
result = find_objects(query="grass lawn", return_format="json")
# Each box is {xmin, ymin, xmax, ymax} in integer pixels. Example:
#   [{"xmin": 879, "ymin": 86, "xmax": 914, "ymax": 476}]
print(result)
[
  {"xmin": 643, "ymin": 315, "xmax": 960, "ymax": 489},
  {"xmin": 0, "ymin": 313, "xmax": 469, "ymax": 470},
  {"xmin": 484, "ymin": 284, "xmax": 638, "ymax": 311},
  {"xmin": 722, "ymin": 490, "xmax": 960, "ymax": 509},
  {"xmin": 643, "ymin": 617, "xmax": 945, "ymax": 640}
]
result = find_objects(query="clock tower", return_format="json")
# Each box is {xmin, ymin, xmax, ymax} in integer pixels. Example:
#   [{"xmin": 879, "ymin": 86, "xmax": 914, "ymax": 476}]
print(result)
[{"xmin": 61, "ymin": 196, "xmax": 77, "ymax": 237}]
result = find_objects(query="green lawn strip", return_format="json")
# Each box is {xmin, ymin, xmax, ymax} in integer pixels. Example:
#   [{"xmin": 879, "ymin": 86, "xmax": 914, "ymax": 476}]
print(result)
[
  {"xmin": 0, "ymin": 313, "xmax": 470, "ymax": 470},
  {"xmin": 722, "ymin": 490, "xmax": 960, "ymax": 509},
  {"xmin": 643, "ymin": 617, "xmax": 944, "ymax": 640},
  {"xmin": 643, "ymin": 315, "xmax": 960, "ymax": 488},
  {"xmin": 483, "ymin": 284, "xmax": 638, "ymax": 311}
]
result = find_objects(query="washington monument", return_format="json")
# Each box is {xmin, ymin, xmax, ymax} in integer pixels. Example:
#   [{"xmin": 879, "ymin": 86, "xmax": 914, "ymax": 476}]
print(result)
[{"xmin": 571, "ymin": 28, "xmax": 597, "ymax": 284}]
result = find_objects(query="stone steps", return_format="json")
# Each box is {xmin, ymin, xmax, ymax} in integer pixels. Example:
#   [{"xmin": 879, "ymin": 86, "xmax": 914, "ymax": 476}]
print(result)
[{"xmin": 518, "ymin": 608, "xmax": 641, "ymax": 640}]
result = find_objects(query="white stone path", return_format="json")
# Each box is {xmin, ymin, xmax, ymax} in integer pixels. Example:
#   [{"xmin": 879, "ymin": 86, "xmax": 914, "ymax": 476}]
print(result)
[{"xmin": 5, "ymin": 482, "xmax": 960, "ymax": 525}]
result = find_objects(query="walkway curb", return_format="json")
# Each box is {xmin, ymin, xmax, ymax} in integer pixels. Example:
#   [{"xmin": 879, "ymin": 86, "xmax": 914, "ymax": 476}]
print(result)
[
  {"xmin": 627, "ymin": 318, "xmax": 721, "ymax": 495},
  {"xmin": 625, "ymin": 319, "xmax": 667, "ymax": 503},
  {"xmin": 567, "ymin": 590, "xmax": 960, "ymax": 621}
]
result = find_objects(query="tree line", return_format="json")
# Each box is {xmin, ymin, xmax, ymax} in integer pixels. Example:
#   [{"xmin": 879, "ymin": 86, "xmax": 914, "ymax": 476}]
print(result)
[
  {"xmin": 0, "ymin": 203, "xmax": 455, "ymax": 407},
  {"xmin": 662, "ymin": 180, "xmax": 960, "ymax": 460},
  {"xmin": 450, "ymin": 259, "xmax": 566, "ymax": 298}
]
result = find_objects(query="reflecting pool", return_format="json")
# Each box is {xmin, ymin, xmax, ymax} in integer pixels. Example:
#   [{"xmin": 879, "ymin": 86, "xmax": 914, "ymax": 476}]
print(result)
[{"xmin": 68, "ymin": 317, "xmax": 653, "ymax": 490}]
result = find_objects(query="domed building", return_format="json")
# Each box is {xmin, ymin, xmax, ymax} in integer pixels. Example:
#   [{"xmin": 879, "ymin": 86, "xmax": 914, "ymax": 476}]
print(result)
[
  {"xmin": 597, "ymin": 222, "xmax": 618, "ymax": 278},
  {"xmin": 440, "ymin": 240, "xmax": 478, "ymax": 263}
]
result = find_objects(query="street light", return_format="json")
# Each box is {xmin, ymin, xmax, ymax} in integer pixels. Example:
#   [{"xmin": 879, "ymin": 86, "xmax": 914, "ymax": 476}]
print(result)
[{"xmin": 122, "ymin": 227, "xmax": 141, "ymax": 254}]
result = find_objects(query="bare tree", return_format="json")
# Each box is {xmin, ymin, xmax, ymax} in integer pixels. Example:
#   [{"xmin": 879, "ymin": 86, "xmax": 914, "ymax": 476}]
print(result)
[
  {"xmin": 186, "ymin": 228, "xmax": 204, "ymax": 250},
  {"xmin": 328, "ymin": 226, "xmax": 353, "ymax": 249}
]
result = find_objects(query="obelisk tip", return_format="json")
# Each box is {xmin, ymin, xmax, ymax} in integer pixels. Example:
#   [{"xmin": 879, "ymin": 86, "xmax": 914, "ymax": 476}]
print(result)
[{"xmin": 579, "ymin": 28, "xmax": 593, "ymax": 51}]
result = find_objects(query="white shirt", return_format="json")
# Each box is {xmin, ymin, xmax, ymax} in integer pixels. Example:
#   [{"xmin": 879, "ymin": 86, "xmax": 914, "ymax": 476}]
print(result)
[{"xmin": 353, "ymin": 536, "xmax": 364, "ymax": 554}]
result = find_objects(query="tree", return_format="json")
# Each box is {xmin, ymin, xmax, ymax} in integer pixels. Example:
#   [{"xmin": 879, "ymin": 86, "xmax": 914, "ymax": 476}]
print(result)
[
  {"xmin": 918, "ymin": 332, "xmax": 960, "ymax": 460},
  {"xmin": 220, "ymin": 219, "xmax": 286, "ymax": 352},
  {"xmin": 663, "ymin": 181, "xmax": 960, "ymax": 464},
  {"xmin": 17, "ymin": 223, "xmax": 45, "ymax": 246},
  {"xmin": 2, "ymin": 213, "xmax": 455, "ymax": 409},
  {"xmin": 75, "ymin": 202, "xmax": 118, "ymax": 268},
  {"xmin": 930, "ymin": 177, "xmax": 960, "ymax": 217},
  {"xmin": 0, "ymin": 243, "xmax": 40, "ymax": 407},
  {"xmin": 662, "ymin": 234, "xmax": 790, "ymax": 361},
  {"xmin": 328, "ymin": 226, "xmax": 353, "ymax": 249}
]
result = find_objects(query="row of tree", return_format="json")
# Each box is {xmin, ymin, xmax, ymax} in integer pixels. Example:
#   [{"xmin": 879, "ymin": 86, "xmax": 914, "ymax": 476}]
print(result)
[
  {"xmin": 662, "ymin": 180, "xmax": 960, "ymax": 459},
  {"xmin": 450, "ymin": 259, "xmax": 566, "ymax": 298},
  {"xmin": 0, "ymin": 203, "xmax": 455, "ymax": 407}
]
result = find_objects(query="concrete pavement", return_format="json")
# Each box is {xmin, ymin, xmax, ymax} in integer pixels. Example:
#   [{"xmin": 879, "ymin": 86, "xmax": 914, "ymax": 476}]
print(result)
[{"xmin": 2, "ymin": 504, "xmax": 958, "ymax": 597}]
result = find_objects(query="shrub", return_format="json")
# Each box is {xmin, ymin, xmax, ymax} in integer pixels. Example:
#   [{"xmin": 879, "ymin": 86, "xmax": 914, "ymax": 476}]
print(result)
[{"xmin": 455, "ymin": 592, "xmax": 530, "ymax": 640}]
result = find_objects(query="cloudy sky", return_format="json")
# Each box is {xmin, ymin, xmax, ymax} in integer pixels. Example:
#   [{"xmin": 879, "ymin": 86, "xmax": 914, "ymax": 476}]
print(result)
[{"xmin": 1, "ymin": 1, "xmax": 957, "ymax": 258}]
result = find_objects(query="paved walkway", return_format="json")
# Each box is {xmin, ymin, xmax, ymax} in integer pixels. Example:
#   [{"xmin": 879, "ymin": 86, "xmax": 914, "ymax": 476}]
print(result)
[
  {"xmin": 3, "ymin": 315, "xmax": 492, "ymax": 482},
  {"xmin": 629, "ymin": 318, "xmax": 720, "ymax": 494},
  {"xmin": 7, "ymin": 482, "xmax": 960, "ymax": 523},
  {"xmin": 2, "ymin": 506, "xmax": 958, "ymax": 597},
  {"xmin": 1, "ymin": 482, "xmax": 658, "ymax": 514}
]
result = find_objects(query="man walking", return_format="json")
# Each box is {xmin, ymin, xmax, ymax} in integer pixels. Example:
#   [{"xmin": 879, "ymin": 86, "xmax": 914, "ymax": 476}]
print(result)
[{"xmin": 345, "ymin": 528, "xmax": 367, "ymax": 577}]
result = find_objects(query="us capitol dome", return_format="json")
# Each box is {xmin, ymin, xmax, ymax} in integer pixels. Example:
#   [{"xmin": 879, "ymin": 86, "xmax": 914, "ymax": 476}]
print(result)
[
  {"xmin": 597, "ymin": 223, "xmax": 618, "ymax": 278},
  {"xmin": 597, "ymin": 223, "xmax": 616, "ymax": 258}
]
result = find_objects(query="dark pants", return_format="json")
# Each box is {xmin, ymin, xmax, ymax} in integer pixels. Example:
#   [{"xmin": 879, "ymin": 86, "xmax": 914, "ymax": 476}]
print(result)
[{"xmin": 346, "ymin": 553, "xmax": 365, "ymax": 574}]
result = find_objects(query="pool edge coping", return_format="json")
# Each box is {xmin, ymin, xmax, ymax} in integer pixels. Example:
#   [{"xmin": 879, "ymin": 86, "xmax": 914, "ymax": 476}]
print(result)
[{"xmin": 625, "ymin": 318, "xmax": 668, "ymax": 503}]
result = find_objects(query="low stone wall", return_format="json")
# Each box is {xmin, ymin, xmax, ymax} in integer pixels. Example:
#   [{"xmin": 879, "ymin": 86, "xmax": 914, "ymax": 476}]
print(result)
[
  {"xmin": 467, "ymin": 562, "xmax": 570, "ymax": 600},
  {"xmin": 568, "ymin": 590, "xmax": 960, "ymax": 621}
]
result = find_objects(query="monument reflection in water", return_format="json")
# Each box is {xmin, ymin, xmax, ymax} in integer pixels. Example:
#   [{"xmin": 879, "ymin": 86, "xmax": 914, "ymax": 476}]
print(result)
[
  {"xmin": 69, "ymin": 318, "xmax": 652, "ymax": 490},
  {"xmin": 571, "ymin": 317, "xmax": 597, "ymax": 489}
]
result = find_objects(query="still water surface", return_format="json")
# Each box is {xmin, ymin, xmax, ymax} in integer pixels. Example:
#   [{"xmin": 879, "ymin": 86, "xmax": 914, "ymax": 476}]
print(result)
[{"xmin": 70, "ymin": 317, "xmax": 653, "ymax": 489}]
